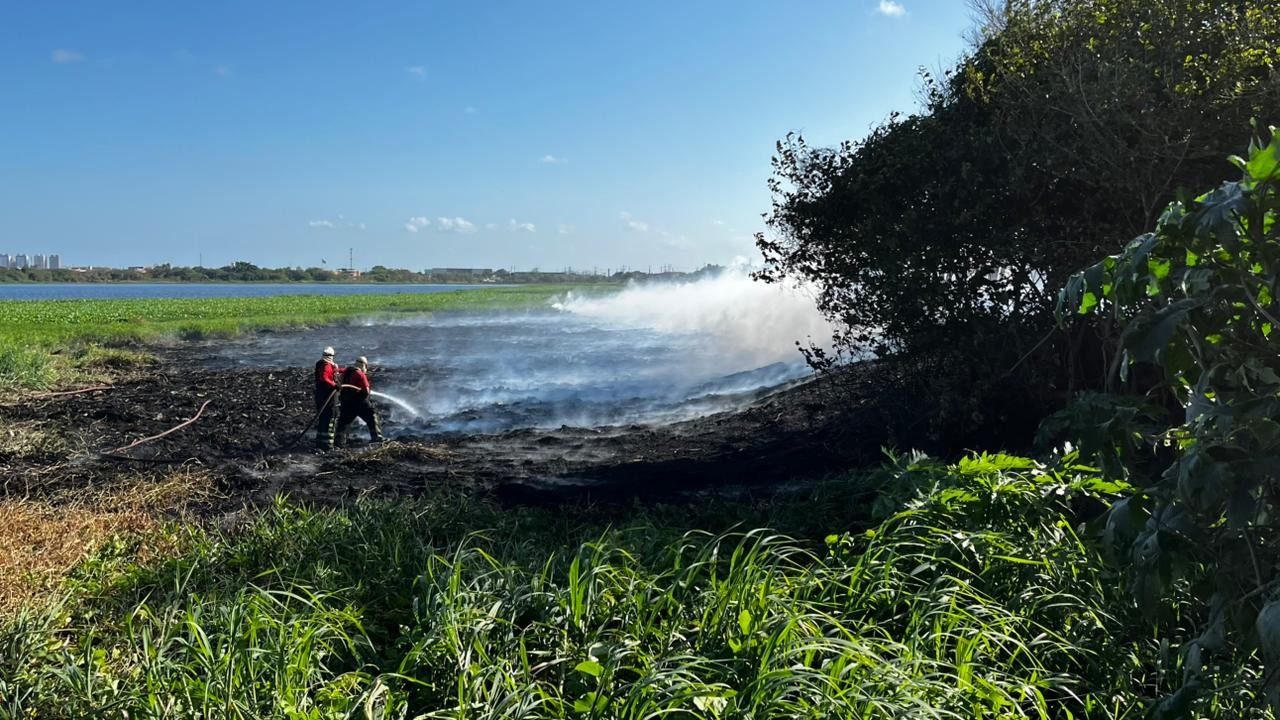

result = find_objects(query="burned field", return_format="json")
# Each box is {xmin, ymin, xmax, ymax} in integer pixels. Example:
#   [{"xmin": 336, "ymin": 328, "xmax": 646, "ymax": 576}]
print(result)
[{"xmin": 1, "ymin": 340, "xmax": 884, "ymax": 515}]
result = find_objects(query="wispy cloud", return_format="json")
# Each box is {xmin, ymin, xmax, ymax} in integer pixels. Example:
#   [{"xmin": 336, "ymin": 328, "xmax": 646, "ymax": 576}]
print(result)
[
  {"xmin": 620, "ymin": 211, "xmax": 649, "ymax": 233},
  {"xmin": 406, "ymin": 65, "xmax": 427, "ymax": 79},
  {"xmin": 508, "ymin": 219, "xmax": 536, "ymax": 233},
  {"xmin": 404, "ymin": 216, "xmax": 431, "ymax": 233},
  {"xmin": 877, "ymin": 0, "xmax": 907, "ymax": 17},
  {"xmin": 557, "ymin": 224, "xmax": 575, "ymax": 235},
  {"xmin": 540, "ymin": 154, "xmax": 568, "ymax": 165},
  {"xmin": 437, "ymin": 217, "xmax": 476, "ymax": 233},
  {"xmin": 310, "ymin": 216, "xmax": 364, "ymax": 230},
  {"xmin": 51, "ymin": 49, "xmax": 84, "ymax": 64}
]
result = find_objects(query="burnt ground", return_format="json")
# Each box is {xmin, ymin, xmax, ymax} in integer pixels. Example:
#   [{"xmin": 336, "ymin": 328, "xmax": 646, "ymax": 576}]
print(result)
[{"xmin": 1, "ymin": 342, "xmax": 894, "ymax": 514}]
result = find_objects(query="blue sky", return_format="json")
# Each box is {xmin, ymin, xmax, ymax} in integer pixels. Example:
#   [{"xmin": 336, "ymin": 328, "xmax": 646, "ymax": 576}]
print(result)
[{"xmin": 0, "ymin": 1, "xmax": 975, "ymax": 271}]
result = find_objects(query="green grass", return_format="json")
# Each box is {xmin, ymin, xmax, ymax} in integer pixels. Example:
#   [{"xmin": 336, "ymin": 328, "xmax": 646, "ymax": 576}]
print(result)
[
  {"xmin": 0, "ymin": 286, "xmax": 577, "ymax": 389},
  {"xmin": 1, "ymin": 453, "xmax": 1264, "ymax": 718}
]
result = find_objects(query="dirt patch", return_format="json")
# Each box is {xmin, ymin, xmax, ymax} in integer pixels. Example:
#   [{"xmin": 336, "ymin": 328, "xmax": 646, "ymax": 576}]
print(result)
[{"xmin": 1, "ymin": 342, "xmax": 887, "ymax": 514}]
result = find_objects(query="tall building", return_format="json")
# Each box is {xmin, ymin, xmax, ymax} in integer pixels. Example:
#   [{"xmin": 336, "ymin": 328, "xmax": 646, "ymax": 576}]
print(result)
[
  {"xmin": 33, "ymin": 254, "xmax": 46, "ymax": 270},
  {"xmin": 49, "ymin": 254, "xmax": 61, "ymax": 270},
  {"xmin": 15, "ymin": 255, "xmax": 30, "ymax": 269},
  {"xmin": 1, "ymin": 255, "xmax": 12, "ymax": 270}
]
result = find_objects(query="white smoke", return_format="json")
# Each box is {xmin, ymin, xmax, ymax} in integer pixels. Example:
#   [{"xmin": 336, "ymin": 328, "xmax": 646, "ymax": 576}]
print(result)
[{"xmin": 552, "ymin": 264, "xmax": 835, "ymax": 370}]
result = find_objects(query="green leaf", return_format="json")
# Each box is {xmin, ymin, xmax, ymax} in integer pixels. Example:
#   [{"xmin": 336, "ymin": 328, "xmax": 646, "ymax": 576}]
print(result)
[
  {"xmin": 574, "ymin": 692, "xmax": 609, "ymax": 714},
  {"xmin": 574, "ymin": 660, "xmax": 603, "ymax": 678},
  {"xmin": 1247, "ymin": 135, "xmax": 1280, "ymax": 183},
  {"xmin": 1151, "ymin": 680, "xmax": 1202, "ymax": 720},
  {"xmin": 738, "ymin": 609, "xmax": 754, "ymax": 636},
  {"xmin": 1122, "ymin": 299, "xmax": 1201, "ymax": 363},
  {"xmin": 1195, "ymin": 182, "xmax": 1247, "ymax": 246},
  {"xmin": 1258, "ymin": 601, "xmax": 1280, "ymax": 665}
]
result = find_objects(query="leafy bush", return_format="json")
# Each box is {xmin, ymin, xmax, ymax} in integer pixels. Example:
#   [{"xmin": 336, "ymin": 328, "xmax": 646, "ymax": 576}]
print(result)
[
  {"xmin": 756, "ymin": 0, "xmax": 1280, "ymax": 448},
  {"xmin": 1053, "ymin": 126, "xmax": 1280, "ymax": 713}
]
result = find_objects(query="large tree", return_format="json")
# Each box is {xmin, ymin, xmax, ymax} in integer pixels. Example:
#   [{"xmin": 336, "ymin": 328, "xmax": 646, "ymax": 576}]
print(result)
[{"xmin": 757, "ymin": 0, "xmax": 1280, "ymax": 447}]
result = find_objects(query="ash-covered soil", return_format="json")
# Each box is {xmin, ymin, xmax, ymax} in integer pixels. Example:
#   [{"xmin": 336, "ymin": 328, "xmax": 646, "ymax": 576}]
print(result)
[{"xmin": 2, "ymin": 343, "xmax": 891, "ymax": 513}]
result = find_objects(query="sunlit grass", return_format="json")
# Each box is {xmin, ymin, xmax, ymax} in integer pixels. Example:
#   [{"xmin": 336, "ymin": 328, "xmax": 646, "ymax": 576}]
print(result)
[
  {"xmin": 2, "ymin": 453, "xmax": 1261, "ymax": 718},
  {"xmin": 0, "ymin": 285, "xmax": 576, "ymax": 389}
]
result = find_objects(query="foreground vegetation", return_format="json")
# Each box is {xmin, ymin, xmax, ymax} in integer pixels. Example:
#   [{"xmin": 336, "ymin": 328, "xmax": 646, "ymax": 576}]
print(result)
[
  {"xmin": 6, "ymin": 452, "xmax": 1263, "ymax": 718},
  {"xmin": 0, "ymin": 286, "xmax": 571, "ymax": 390}
]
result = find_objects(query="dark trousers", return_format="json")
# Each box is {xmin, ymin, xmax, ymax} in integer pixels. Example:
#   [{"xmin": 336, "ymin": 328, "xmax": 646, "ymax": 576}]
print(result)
[
  {"xmin": 315, "ymin": 390, "xmax": 337, "ymax": 448},
  {"xmin": 336, "ymin": 394, "xmax": 382, "ymax": 443}
]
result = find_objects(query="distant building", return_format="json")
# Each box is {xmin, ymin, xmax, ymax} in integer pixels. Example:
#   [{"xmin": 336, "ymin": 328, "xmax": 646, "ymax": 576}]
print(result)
[
  {"xmin": 33, "ymin": 254, "xmax": 46, "ymax": 270},
  {"xmin": 48, "ymin": 254, "xmax": 61, "ymax": 270},
  {"xmin": 1, "ymin": 255, "xmax": 12, "ymax": 269},
  {"xmin": 15, "ymin": 255, "xmax": 30, "ymax": 269},
  {"xmin": 338, "ymin": 268, "xmax": 362, "ymax": 278},
  {"xmin": 127, "ymin": 266, "xmax": 150, "ymax": 273}
]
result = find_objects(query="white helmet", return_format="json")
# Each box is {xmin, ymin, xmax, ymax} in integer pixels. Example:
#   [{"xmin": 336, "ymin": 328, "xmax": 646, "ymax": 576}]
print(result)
[
  {"xmin": 355, "ymin": 356, "xmax": 368, "ymax": 368},
  {"xmin": 322, "ymin": 346, "xmax": 335, "ymax": 357}
]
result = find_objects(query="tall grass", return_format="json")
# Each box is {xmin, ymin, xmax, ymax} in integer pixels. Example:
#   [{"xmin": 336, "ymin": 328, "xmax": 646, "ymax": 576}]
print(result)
[{"xmin": 2, "ymin": 453, "xmax": 1264, "ymax": 718}]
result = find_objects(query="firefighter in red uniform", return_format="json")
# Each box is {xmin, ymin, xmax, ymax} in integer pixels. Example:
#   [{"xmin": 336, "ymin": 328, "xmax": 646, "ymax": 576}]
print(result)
[
  {"xmin": 314, "ymin": 346, "xmax": 342, "ymax": 450},
  {"xmin": 335, "ymin": 356, "xmax": 383, "ymax": 445}
]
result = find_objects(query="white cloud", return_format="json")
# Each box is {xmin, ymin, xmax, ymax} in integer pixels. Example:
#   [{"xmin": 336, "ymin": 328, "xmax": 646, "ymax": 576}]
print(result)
[
  {"xmin": 464, "ymin": 105, "xmax": 478, "ymax": 114},
  {"xmin": 620, "ymin": 211, "xmax": 649, "ymax": 233},
  {"xmin": 540, "ymin": 154, "xmax": 568, "ymax": 165},
  {"xmin": 877, "ymin": 0, "xmax": 906, "ymax": 17},
  {"xmin": 51, "ymin": 49, "xmax": 84, "ymax": 64},
  {"xmin": 311, "ymin": 216, "xmax": 366, "ymax": 230},
  {"xmin": 509, "ymin": 219, "xmax": 536, "ymax": 233},
  {"xmin": 437, "ymin": 217, "xmax": 476, "ymax": 233},
  {"xmin": 404, "ymin": 216, "xmax": 431, "ymax": 233},
  {"xmin": 557, "ymin": 224, "xmax": 575, "ymax": 235},
  {"xmin": 213, "ymin": 64, "xmax": 233, "ymax": 77},
  {"xmin": 406, "ymin": 65, "xmax": 427, "ymax": 78},
  {"xmin": 712, "ymin": 219, "xmax": 726, "ymax": 226}
]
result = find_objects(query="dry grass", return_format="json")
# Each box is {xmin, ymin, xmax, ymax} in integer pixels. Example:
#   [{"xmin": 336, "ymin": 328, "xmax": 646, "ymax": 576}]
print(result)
[
  {"xmin": 0, "ymin": 421, "xmax": 69, "ymax": 463},
  {"xmin": 0, "ymin": 466, "xmax": 223, "ymax": 618},
  {"xmin": 0, "ymin": 500, "xmax": 152, "ymax": 617},
  {"xmin": 337, "ymin": 441, "xmax": 453, "ymax": 470}
]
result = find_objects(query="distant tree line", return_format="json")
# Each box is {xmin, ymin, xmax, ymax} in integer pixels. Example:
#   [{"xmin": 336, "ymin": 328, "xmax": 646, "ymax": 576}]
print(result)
[
  {"xmin": 0, "ymin": 262, "xmax": 725, "ymax": 285},
  {"xmin": 756, "ymin": 0, "xmax": 1280, "ymax": 450}
]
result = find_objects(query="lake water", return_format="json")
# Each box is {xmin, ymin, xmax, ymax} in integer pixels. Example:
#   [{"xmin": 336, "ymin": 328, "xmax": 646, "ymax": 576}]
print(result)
[{"xmin": 0, "ymin": 283, "xmax": 492, "ymax": 301}]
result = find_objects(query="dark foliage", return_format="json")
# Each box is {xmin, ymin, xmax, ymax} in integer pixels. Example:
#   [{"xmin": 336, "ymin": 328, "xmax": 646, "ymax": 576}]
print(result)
[{"xmin": 756, "ymin": 0, "xmax": 1280, "ymax": 450}]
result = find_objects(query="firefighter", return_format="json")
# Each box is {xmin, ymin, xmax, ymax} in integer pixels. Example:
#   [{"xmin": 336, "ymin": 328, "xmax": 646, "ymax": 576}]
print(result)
[
  {"xmin": 314, "ymin": 346, "xmax": 342, "ymax": 450},
  {"xmin": 335, "ymin": 356, "xmax": 383, "ymax": 445}
]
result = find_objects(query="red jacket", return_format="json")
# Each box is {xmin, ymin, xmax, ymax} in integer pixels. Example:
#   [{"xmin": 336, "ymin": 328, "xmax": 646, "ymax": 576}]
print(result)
[
  {"xmin": 315, "ymin": 359, "xmax": 341, "ymax": 393},
  {"xmin": 341, "ymin": 366, "xmax": 371, "ymax": 398}
]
